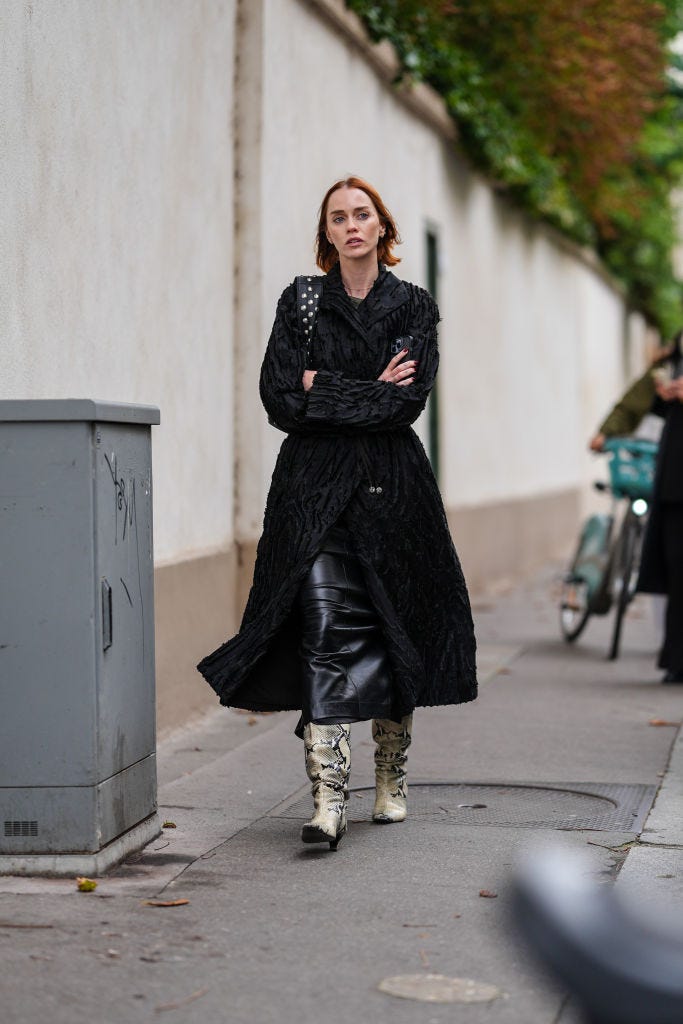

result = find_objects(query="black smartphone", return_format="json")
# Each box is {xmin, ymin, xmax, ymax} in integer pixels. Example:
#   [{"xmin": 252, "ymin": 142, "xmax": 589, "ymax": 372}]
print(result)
[{"xmin": 390, "ymin": 335, "xmax": 414, "ymax": 357}]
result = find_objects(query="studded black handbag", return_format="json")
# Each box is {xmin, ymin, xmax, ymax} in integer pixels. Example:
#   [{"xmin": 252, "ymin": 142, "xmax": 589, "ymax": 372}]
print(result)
[{"xmin": 296, "ymin": 275, "xmax": 324, "ymax": 368}]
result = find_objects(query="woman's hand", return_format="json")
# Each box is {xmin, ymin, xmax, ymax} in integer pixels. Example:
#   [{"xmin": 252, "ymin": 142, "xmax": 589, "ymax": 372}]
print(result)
[
  {"xmin": 589, "ymin": 433, "xmax": 606, "ymax": 452},
  {"xmin": 378, "ymin": 350, "xmax": 418, "ymax": 387},
  {"xmin": 302, "ymin": 370, "xmax": 317, "ymax": 392},
  {"xmin": 655, "ymin": 377, "xmax": 683, "ymax": 402}
]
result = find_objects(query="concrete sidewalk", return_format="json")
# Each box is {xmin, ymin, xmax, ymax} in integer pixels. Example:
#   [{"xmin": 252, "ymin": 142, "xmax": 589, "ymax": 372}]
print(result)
[{"xmin": 1, "ymin": 565, "xmax": 681, "ymax": 1024}]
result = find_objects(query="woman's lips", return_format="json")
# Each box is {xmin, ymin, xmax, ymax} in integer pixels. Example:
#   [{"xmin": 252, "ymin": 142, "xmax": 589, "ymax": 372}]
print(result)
[{"xmin": 346, "ymin": 238, "xmax": 363, "ymax": 246}]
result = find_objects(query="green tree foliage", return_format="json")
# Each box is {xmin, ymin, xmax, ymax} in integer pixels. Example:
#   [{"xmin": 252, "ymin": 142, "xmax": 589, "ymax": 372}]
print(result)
[{"xmin": 348, "ymin": 0, "xmax": 683, "ymax": 335}]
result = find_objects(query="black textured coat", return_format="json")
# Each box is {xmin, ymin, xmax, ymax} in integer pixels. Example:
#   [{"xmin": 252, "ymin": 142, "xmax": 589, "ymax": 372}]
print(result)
[{"xmin": 197, "ymin": 263, "xmax": 477, "ymax": 716}]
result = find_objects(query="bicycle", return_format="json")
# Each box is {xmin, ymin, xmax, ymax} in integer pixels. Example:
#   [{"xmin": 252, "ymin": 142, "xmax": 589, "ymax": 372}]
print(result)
[{"xmin": 559, "ymin": 437, "xmax": 658, "ymax": 660}]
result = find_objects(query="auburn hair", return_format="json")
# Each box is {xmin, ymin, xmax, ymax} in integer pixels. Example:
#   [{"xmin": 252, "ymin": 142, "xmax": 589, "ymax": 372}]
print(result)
[{"xmin": 315, "ymin": 176, "xmax": 402, "ymax": 272}]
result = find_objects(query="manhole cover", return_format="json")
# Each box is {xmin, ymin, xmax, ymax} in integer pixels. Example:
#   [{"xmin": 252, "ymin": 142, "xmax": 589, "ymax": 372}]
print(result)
[
  {"xmin": 272, "ymin": 782, "xmax": 656, "ymax": 831},
  {"xmin": 378, "ymin": 974, "xmax": 501, "ymax": 1004}
]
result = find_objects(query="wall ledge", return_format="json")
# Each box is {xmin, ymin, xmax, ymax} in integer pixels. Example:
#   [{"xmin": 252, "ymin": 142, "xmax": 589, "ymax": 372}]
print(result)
[{"xmin": 301, "ymin": 0, "xmax": 456, "ymax": 141}]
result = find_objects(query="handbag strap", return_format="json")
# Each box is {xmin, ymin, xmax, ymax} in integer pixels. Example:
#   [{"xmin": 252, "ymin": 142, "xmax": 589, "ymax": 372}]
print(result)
[{"xmin": 296, "ymin": 275, "xmax": 324, "ymax": 368}]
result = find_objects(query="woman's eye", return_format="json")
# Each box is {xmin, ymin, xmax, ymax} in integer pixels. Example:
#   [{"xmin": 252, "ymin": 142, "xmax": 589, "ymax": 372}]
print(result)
[
  {"xmin": 358, "ymin": 212, "xmax": 369, "ymax": 220},
  {"xmin": 333, "ymin": 216, "xmax": 344, "ymax": 224}
]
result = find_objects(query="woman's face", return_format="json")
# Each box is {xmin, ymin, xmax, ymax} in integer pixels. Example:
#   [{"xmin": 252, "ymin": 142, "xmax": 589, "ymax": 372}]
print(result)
[{"xmin": 325, "ymin": 187, "xmax": 384, "ymax": 263}]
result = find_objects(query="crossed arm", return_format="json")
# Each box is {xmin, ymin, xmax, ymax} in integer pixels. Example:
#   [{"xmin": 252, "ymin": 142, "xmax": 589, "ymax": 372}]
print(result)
[{"xmin": 302, "ymin": 348, "xmax": 417, "ymax": 393}]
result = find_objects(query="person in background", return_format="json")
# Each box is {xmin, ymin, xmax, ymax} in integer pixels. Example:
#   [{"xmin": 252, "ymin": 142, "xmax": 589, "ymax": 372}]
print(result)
[{"xmin": 590, "ymin": 333, "xmax": 683, "ymax": 683}]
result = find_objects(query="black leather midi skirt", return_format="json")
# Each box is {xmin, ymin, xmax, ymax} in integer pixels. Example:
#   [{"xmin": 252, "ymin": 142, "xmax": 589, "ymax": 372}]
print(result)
[{"xmin": 295, "ymin": 522, "xmax": 396, "ymax": 735}]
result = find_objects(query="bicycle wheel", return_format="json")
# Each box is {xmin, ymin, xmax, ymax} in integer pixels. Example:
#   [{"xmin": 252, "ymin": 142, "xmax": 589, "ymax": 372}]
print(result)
[
  {"xmin": 559, "ymin": 574, "xmax": 591, "ymax": 642},
  {"xmin": 608, "ymin": 511, "xmax": 641, "ymax": 661}
]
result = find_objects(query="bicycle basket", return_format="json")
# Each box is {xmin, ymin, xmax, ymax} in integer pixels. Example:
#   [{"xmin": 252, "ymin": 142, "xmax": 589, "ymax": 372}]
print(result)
[{"xmin": 603, "ymin": 438, "xmax": 658, "ymax": 501}]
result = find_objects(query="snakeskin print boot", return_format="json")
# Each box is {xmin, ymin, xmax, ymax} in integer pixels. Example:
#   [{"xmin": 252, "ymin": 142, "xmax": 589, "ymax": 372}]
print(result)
[
  {"xmin": 372, "ymin": 715, "xmax": 413, "ymax": 823},
  {"xmin": 301, "ymin": 723, "xmax": 351, "ymax": 850}
]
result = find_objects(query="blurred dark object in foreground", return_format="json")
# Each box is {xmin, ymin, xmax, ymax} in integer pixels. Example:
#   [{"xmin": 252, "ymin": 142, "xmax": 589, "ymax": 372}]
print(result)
[{"xmin": 510, "ymin": 847, "xmax": 683, "ymax": 1024}]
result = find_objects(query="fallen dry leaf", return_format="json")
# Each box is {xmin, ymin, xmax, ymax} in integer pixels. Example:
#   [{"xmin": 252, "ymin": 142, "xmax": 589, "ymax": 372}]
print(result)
[
  {"xmin": 162, "ymin": 820, "xmax": 177, "ymax": 829},
  {"xmin": 0, "ymin": 922, "xmax": 54, "ymax": 929},
  {"xmin": 154, "ymin": 988, "xmax": 207, "ymax": 1013},
  {"xmin": 648, "ymin": 719, "xmax": 680, "ymax": 727},
  {"xmin": 76, "ymin": 877, "xmax": 97, "ymax": 892},
  {"xmin": 143, "ymin": 899, "xmax": 190, "ymax": 908},
  {"xmin": 479, "ymin": 890, "xmax": 498, "ymax": 899}
]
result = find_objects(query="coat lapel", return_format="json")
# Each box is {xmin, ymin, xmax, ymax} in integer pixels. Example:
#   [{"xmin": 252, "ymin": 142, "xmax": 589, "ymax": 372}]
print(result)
[{"xmin": 361, "ymin": 269, "xmax": 410, "ymax": 328}]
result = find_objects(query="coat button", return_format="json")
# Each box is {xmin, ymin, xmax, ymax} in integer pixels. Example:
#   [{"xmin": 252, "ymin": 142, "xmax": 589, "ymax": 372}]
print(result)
[
  {"xmin": 376, "ymin": 486, "xmax": 383, "ymax": 494},
  {"xmin": 369, "ymin": 486, "xmax": 376, "ymax": 493}
]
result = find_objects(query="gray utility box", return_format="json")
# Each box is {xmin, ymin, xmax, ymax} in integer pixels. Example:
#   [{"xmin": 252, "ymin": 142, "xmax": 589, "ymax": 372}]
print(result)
[{"xmin": 0, "ymin": 400, "xmax": 161, "ymax": 873}]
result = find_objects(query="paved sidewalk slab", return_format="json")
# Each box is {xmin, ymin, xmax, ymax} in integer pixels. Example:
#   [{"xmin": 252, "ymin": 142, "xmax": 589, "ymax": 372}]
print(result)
[
  {"xmin": 639, "ymin": 725, "xmax": 683, "ymax": 847},
  {"xmin": 616, "ymin": 724, "xmax": 683, "ymax": 916},
  {"xmin": 617, "ymin": 845, "xmax": 683, "ymax": 902}
]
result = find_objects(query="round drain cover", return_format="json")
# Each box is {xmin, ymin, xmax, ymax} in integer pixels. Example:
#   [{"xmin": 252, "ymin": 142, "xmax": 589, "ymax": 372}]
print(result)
[
  {"xmin": 273, "ymin": 781, "xmax": 654, "ymax": 831},
  {"xmin": 378, "ymin": 973, "xmax": 501, "ymax": 1004}
]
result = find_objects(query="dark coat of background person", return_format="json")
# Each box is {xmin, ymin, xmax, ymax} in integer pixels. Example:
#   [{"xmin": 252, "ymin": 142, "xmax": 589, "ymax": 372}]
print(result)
[
  {"xmin": 597, "ymin": 345, "xmax": 683, "ymax": 596},
  {"xmin": 638, "ymin": 399, "xmax": 683, "ymax": 595},
  {"xmin": 197, "ymin": 263, "xmax": 477, "ymax": 717}
]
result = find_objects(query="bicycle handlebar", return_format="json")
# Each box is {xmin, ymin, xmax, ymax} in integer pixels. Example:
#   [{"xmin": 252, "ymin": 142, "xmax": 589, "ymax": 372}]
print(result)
[{"xmin": 602, "ymin": 437, "xmax": 659, "ymax": 457}]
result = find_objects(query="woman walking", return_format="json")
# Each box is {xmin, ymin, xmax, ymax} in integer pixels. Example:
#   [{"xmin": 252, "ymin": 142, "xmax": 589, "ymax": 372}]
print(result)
[{"xmin": 197, "ymin": 176, "xmax": 477, "ymax": 849}]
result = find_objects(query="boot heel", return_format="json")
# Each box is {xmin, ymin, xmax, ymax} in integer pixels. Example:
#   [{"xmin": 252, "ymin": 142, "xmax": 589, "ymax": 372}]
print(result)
[{"xmin": 329, "ymin": 823, "xmax": 346, "ymax": 851}]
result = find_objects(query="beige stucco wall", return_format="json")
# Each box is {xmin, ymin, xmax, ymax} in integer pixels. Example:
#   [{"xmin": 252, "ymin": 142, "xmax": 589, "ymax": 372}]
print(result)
[{"xmin": 2, "ymin": 0, "xmax": 237, "ymax": 566}]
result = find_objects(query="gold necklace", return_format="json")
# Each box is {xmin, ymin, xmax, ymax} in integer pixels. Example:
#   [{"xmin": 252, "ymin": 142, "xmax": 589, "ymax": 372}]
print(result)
[{"xmin": 341, "ymin": 273, "xmax": 377, "ymax": 299}]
